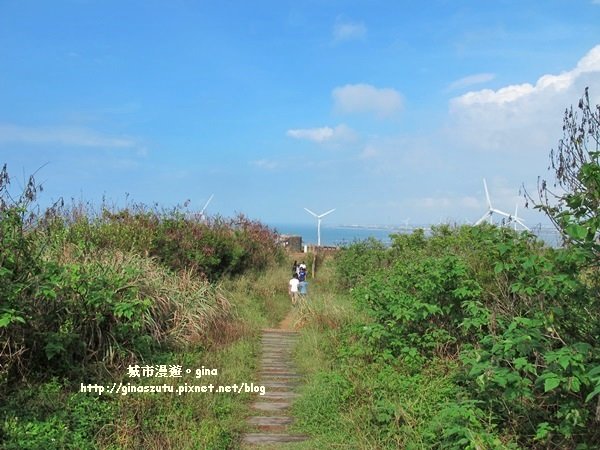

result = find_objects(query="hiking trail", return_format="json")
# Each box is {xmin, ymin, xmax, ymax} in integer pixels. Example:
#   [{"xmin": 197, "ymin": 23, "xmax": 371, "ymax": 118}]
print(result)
[{"xmin": 241, "ymin": 311, "xmax": 309, "ymax": 446}]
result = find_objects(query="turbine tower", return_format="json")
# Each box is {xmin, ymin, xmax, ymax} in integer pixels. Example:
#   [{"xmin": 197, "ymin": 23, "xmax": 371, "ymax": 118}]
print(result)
[
  {"xmin": 508, "ymin": 204, "xmax": 530, "ymax": 231},
  {"xmin": 304, "ymin": 207, "xmax": 335, "ymax": 246},
  {"xmin": 475, "ymin": 179, "xmax": 511, "ymax": 225}
]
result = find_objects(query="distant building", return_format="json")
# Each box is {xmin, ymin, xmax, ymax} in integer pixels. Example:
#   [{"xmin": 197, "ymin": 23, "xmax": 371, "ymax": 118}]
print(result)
[
  {"xmin": 277, "ymin": 234, "xmax": 303, "ymax": 252},
  {"xmin": 304, "ymin": 244, "xmax": 339, "ymax": 253}
]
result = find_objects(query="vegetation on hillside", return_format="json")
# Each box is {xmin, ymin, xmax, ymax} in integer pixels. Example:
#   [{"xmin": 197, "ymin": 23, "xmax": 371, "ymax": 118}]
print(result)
[{"xmin": 0, "ymin": 167, "xmax": 285, "ymax": 448}]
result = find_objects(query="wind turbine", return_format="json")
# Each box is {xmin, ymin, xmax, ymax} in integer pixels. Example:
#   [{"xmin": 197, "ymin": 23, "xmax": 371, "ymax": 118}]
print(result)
[
  {"xmin": 508, "ymin": 204, "xmax": 530, "ymax": 231},
  {"xmin": 475, "ymin": 179, "xmax": 511, "ymax": 225},
  {"xmin": 304, "ymin": 207, "xmax": 335, "ymax": 246},
  {"xmin": 199, "ymin": 194, "xmax": 214, "ymax": 220}
]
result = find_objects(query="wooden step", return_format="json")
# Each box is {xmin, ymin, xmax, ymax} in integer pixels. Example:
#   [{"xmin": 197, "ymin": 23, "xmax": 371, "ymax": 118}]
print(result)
[
  {"xmin": 262, "ymin": 391, "xmax": 300, "ymax": 400},
  {"xmin": 242, "ymin": 326, "xmax": 309, "ymax": 446},
  {"xmin": 260, "ymin": 369, "xmax": 298, "ymax": 375},
  {"xmin": 247, "ymin": 416, "xmax": 294, "ymax": 432},
  {"xmin": 251, "ymin": 401, "xmax": 292, "ymax": 412},
  {"xmin": 242, "ymin": 433, "xmax": 309, "ymax": 444},
  {"xmin": 259, "ymin": 374, "xmax": 302, "ymax": 380},
  {"xmin": 260, "ymin": 381, "xmax": 298, "ymax": 389},
  {"xmin": 261, "ymin": 329, "xmax": 300, "ymax": 334}
]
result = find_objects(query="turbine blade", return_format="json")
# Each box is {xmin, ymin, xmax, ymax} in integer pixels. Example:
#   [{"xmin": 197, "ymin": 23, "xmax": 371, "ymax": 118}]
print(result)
[
  {"xmin": 201, "ymin": 194, "xmax": 214, "ymax": 214},
  {"xmin": 483, "ymin": 178, "xmax": 492, "ymax": 208},
  {"xmin": 491, "ymin": 208, "xmax": 511, "ymax": 218},
  {"xmin": 475, "ymin": 212, "xmax": 490, "ymax": 225},
  {"xmin": 304, "ymin": 208, "xmax": 318, "ymax": 217},
  {"xmin": 515, "ymin": 218, "xmax": 530, "ymax": 231},
  {"xmin": 319, "ymin": 208, "xmax": 336, "ymax": 218}
]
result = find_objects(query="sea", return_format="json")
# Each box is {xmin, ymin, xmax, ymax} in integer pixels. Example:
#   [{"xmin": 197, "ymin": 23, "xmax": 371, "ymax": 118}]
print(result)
[{"xmin": 269, "ymin": 223, "xmax": 563, "ymax": 248}]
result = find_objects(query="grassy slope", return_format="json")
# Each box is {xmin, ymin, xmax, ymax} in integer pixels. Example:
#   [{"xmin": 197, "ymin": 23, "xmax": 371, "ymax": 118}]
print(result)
[
  {"xmin": 1, "ymin": 262, "xmax": 293, "ymax": 450},
  {"xmin": 100, "ymin": 264, "xmax": 294, "ymax": 449}
]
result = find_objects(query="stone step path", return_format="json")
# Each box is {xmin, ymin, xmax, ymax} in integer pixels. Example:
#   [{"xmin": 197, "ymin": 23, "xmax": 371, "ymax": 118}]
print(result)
[{"xmin": 242, "ymin": 329, "xmax": 309, "ymax": 446}]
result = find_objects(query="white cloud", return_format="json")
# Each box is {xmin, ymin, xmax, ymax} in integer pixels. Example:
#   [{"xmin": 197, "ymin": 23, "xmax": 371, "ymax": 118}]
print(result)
[
  {"xmin": 251, "ymin": 159, "xmax": 279, "ymax": 170},
  {"xmin": 286, "ymin": 124, "xmax": 357, "ymax": 143},
  {"xmin": 452, "ymin": 45, "xmax": 600, "ymax": 107},
  {"xmin": 0, "ymin": 123, "xmax": 139, "ymax": 149},
  {"xmin": 333, "ymin": 19, "xmax": 367, "ymax": 42},
  {"xmin": 287, "ymin": 127, "xmax": 333, "ymax": 142},
  {"xmin": 448, "ymin": 73, "xmax": 495, "ymax": 91},
  {"xmin": 332, "ymin": 83, "xmax": 403, "ymax": 117},
  {"xmin": 446, "ymin": 44, "xmax": 600, "ymax": 156}
]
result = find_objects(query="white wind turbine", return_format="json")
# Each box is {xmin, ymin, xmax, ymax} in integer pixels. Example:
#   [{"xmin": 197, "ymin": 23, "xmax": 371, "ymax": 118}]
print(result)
[
  {"xmin": 475, "ymin": 179, "xmax": 511, "ymax": 225},
  {"xmin": 508, "ymin": 204, "xmax": 530, "ymax": 231},
  {"xmin": 199, "ymin": 194, "xmax": 214, "ymax": 220},
  {"xmin": 304, "ymin": 207, "xmax": 335, "ymax": 246}
]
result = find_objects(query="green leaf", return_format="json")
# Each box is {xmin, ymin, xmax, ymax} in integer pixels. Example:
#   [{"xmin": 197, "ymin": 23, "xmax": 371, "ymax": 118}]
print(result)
[
  {"xmin": 0, "ymin": 310, "xmax": 26, "ymax": 328},
  {"xmin": 587, "ymin": 365, "xmax": 600, "ymax": 379},
  {"xmin": 535, "ymin": 422, "xmax": 552, "ymax": 441},
  {"xmin": 514, "ymin": 357, "xmax": 528, "ymax": 370},
  {"xmin": 522, "ymin": 256, "xmax": 536, "ymax": 269},
  {"xmin": 585, "ymin": 385, "xmax": 600, "ymax": 403},
  {"xmin": 494, "ymin": 262, "xmax": 504, "ymax": 274},
  {"xmin": 569, "ymin": 377, "xmax": 581, "ymax": 393},
  {"xmin": 0, "ymin": 315, "xmax": 11, "ymax": 328},
  {"xmin": 544, "ymin": 376, "xmax": 561, "ymax": 392},
  {"xmin": 565, "ymin": 224, "xmax": 588, "ymax": 240},
  {"xmin": 558, "ymin": 355, "xmax": 571, "ymax": 370},
  {"xmin": 44, "ymin": 341, "xmax": 66, "ymax": 360}
]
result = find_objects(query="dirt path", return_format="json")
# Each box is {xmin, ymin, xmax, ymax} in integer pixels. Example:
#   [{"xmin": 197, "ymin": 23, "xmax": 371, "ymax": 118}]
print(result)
[{"xmin": 276, "ymin": 309, "xmax": 296, "ymax": 331}]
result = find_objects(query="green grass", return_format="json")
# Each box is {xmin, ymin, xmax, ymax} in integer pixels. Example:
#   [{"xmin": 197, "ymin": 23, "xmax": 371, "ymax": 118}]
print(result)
[
  {"xmin": 1, "ymin": 259, "xmax": 294, "ymax": 450},
  {"xmin": 221, "ymin": 263, "xmax": 292, "ymax": 330},
  {"xmin": 97, "ymin": 265, "xmax": 295, "ymax": 449},
  {"xmin": 100, "ymin": 339, "xmax": 259, "ymax": 449}
]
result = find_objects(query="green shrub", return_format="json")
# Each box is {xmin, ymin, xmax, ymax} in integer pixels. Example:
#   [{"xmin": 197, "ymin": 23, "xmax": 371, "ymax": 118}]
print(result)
[
  {"xmin": 334, "ymin": 236, "xmax": 390, "ymax": 289},
  {"xmin": 1, "ymin": 379, "xmax": 114, "ymax": 450},
  {"xmin": 331, "ymin": 224, "xmax": 600, "ymax": 448}
]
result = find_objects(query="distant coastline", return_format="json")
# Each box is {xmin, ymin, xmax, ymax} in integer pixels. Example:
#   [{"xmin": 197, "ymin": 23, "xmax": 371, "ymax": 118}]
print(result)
[{"xmin": 270, "ymin": 223, "xmax": 562, "ymax": 248}]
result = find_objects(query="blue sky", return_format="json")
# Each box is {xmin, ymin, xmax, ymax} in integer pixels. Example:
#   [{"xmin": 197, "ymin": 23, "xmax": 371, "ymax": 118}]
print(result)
[{"xmin": 2, "ymin": 0, "xmax": 600, "ymax": 228}]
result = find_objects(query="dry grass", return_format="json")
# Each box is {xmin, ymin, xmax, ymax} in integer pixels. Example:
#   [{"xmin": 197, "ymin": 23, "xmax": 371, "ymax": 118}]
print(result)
[{"xmin": 50, "ymin": 246, "xmax": 235, "ymax": 367}]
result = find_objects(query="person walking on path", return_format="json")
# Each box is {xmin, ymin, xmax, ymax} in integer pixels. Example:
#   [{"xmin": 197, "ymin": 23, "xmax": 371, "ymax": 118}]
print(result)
[
  {"xmin": 289, "ymin": 273, "xmax": 300, "ymax": 306},
  {"xmin": 298, "ymin": 278, "xmax": 308, "ymax": 297},
  {"xmin": 299, "ymin": 261, "xmax": 307, "ymax": 274},
  {"xmin": 298, "ymin": 267, "xmax": 306, "ymax": 282}
]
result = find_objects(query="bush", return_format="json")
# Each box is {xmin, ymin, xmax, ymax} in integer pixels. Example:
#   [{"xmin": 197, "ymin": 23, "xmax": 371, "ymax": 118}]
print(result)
[{"xmin": 332, "ymin": 224, "xmax": 600, "ymax": 448}]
